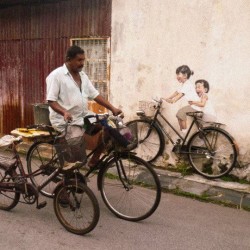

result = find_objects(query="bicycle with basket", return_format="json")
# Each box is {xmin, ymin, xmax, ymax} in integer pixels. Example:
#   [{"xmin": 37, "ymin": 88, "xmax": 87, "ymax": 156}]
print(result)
[
  {"xmin": 126, "ymin": 98, "xmax": 238, "ymax": 179},
  {"xmin": 0, "ymin": 132, "xmax": 100, "ymax": 235},
  {"xmin": 26, "ymin": 113, "xmax": 162, "ymax": 222}
]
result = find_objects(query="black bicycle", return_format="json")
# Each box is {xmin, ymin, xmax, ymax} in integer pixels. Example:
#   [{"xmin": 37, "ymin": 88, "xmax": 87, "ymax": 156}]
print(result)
[
  {"xmin": 26, "ymin": 114, "xmax": 161, "ymax": 222},
  {"xmin": 0, "ymin": 135, "xmax": 100, "ymax": 235},
  {"xmin": 126, "ymin": 98, "xmax": 238, "ymax": 179}
]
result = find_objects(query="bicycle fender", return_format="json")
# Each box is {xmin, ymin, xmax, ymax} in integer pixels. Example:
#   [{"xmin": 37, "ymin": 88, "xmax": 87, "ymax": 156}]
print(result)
[
  {"xmin": 204, "ymin": 126, "xmax": 235, "ymax": 140},
  {"xmin": 203, "ymin": 126, "xmax": 239, "ymax": 154},
  {"xmin": 53, "ymin": 179, "xmax": 83, "ymax": 195},
  {"xmin": 64, "ymin": 171, "xmax": 87, "ymax": 185}
]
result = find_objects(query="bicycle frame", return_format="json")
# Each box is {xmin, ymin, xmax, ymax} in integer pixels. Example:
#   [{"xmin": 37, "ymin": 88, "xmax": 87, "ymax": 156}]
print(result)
[
  {"xmin": 0, "ymin": 140, "xmax": 77, "ymax": 206},
  {"xmin": 140, "ymin": 100, "xmax": 202, "ymax": 147},
  {"xmin": 85, "ymin": 141, "xmax": 131, "ymax": 177},
  {"xmin": 82, "ymin": 130, "xmax": 137, "ymax": 192},
  {"xmin": 23, "ymin": 116, "xmax": 132, "ymax": 195}
]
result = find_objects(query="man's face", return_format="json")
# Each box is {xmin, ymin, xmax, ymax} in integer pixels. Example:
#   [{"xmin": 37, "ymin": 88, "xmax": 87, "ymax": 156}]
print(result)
[{"xmin": 68, "ymin": 53, "xmax": 85, "ymax": 73}]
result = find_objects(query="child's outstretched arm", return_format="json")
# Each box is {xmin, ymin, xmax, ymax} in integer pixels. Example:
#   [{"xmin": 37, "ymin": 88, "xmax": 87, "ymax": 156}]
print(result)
[
  {"xmin": 162, "ymin": 91, "xmax": 183, "ymax": 104},
  {"xmin": 188, "ymin": 95, "xmax": 207, "ymax": 107}
]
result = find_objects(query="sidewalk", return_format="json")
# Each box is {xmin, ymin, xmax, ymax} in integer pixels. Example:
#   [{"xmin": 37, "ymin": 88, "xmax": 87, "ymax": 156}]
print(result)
[{"xmin": 157, "ymin": 168, "xmax": 250, "ymax": 210}]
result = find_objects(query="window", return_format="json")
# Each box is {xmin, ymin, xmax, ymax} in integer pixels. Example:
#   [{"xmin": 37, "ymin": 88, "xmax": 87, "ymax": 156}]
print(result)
[{"xmin": 71, "ymin": 38, "xmax": 110, "ymax": 113}]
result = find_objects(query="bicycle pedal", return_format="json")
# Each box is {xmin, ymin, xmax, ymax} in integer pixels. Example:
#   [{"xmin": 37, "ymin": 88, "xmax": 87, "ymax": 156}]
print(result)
[{"xmin": 36, "ymin": 201, "xmax": 47, "ymax": 209}]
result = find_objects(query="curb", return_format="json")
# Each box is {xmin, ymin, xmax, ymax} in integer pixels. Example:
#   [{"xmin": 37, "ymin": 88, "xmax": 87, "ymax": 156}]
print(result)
[{"xmin": 156, "ymin": 169, "xmax": 250, "ymax": 210}]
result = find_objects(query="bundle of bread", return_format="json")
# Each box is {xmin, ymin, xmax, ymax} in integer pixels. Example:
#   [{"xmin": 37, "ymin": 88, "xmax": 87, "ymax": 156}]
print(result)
[{"xmin": 11, "ymin": 128, "xmax": 51, "ymax": 138}]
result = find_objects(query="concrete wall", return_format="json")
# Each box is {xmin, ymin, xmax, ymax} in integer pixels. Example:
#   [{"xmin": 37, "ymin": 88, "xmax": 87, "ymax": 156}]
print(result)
[{"xmin": 110, "ymin": 0, "xmax": 250, "ymax": 166}]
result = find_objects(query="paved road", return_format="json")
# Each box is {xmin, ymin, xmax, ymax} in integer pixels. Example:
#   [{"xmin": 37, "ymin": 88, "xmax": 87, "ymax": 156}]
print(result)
[{"xmin": 0, "ymin": 178, "xmax": 249, "ymax": 250}]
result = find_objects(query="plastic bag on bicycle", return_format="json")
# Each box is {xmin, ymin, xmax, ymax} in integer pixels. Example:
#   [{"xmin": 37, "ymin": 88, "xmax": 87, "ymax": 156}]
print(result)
[{"xmin": 106, "ymin": 118, "xmax": 136, "ymax": 149}]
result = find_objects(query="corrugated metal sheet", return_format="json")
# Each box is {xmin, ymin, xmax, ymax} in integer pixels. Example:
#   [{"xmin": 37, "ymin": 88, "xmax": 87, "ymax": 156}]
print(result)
[
  {"xmin": 0, "ymin": 0, "xmax": 111, "ymax": 40},
  {"xmin": 0, "ymin": 0, "xmax": 111, "ymax": 134}
]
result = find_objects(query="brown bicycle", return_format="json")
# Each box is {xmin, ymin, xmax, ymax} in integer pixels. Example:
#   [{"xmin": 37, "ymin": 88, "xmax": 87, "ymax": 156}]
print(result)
[{"xmin": 0, "ymin": 134, "xmax": 100, "ymax": 235}]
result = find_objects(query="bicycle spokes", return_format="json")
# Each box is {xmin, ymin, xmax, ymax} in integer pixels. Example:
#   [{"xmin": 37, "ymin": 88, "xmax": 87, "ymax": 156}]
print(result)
[
  {"xmin": 115, "ymin": 159, "xmax": 133, "ymax": 190},
  {"xmin": 100, "ymin": 154, "xmax": 161, "ymax": 221},
  {"xmin": 188, "ymin": 128, "xmax": 237, "ymax": 178}
]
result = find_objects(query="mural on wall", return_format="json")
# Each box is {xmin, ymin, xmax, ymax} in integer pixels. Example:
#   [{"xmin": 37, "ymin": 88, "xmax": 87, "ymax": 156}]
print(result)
[{"xmin": 110, "ymin": 0, "xmax": 250, "ymax": 180}]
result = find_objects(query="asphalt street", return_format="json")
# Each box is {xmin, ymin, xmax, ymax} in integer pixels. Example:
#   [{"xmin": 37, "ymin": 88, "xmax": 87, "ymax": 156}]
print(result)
[{"xmin": 0, "ymin": 178, "xmax": 249, "ymax": 250}]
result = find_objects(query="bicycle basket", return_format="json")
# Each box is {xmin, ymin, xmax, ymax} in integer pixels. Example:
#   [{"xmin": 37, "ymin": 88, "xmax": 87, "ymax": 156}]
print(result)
[
  {"xmin": 54, "ymin": 136, "xmax": 87, "ymax": 164},
  {"xmin": 122, "ymin": 122, "xmax": 138, "ymax": 149}
]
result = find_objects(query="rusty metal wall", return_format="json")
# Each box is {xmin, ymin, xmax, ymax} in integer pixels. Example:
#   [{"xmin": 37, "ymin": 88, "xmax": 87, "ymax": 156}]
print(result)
[{"xmin": 0, "ymin": 0, "xmax": 111, "ymax": 134}]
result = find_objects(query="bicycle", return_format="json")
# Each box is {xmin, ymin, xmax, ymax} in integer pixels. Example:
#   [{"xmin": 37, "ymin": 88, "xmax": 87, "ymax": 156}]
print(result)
[
  {"xmin": 0, "ymin": 134, "xmax": 100, "ymax": 235},
  {"xmin": 26, "ymin": 114, "xmax": 161, "ymax": 222},
  {"xmin": 126, "ymin": 98, "xmax": 238, "ymax": 179}
]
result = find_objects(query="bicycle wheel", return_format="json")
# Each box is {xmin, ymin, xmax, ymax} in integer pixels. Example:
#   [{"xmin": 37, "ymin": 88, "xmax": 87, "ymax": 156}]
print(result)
[
  {"xmin": 27, "ymin": 141, "xmax": 62, "ymax": 198},
  {"xmin": 54, "ymin": 181, "xmax": 100, "ymax": 235},
  {"xmin": 100, "ymin": 153, "xmax": 161, "ymax": 221},
  {"xmin": 126, "ymin": 119, "xmax": 165, "ymax": 162},
  {"xmin": 0, "ymin": 166, "xmax": 20, "ymax": 210},
  {"xmin": 188, "ymin": 127, "xmax": 237, "ymax": 179}
]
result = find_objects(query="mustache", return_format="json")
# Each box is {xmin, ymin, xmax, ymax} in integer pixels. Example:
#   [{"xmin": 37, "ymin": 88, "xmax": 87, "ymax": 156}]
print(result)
[{"xmin": 77, "ymin": 66, "xmax": 83, "ymax": 72}]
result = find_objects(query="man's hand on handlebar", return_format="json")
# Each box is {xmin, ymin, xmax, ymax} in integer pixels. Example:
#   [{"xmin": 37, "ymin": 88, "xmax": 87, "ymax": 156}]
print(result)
[
  {"xmin": 63, "ymin": 111, "xmax": 73, "ymax": 122},
  {"xmin": 111, "ymin": 107, "xmax": 123, "ymax": 117}
]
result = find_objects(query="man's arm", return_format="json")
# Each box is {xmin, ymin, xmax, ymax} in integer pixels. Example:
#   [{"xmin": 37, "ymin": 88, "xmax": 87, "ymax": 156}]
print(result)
[
  {"xmin": 94, "ymin": 95, "xmax": 122, "ymax": 116},
  {"xmin": 48, "ymin": 100, "xmax": 72, "ymax": 121}
]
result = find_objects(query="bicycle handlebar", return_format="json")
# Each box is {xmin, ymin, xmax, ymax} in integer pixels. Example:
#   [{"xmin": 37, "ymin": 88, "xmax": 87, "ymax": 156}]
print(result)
[
  {"xmin": 84, "ymin": 113, "xmax": 124, "ymax": 124},
  {"xmin": 152, "ymin": 97, "xmax": 163, "ymax": 104}
]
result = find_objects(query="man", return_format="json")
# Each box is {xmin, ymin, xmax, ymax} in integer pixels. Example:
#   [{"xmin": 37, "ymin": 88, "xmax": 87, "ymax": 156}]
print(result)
[{"xmin": 46, "ymin": 45, "xmax": 122, "ymax": 167}]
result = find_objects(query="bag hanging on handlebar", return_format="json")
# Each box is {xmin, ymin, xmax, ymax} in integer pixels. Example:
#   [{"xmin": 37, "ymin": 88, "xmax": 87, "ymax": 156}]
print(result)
[{"xmin": 83, "ymin": 116, "xmax": 102, "ymax": 136}]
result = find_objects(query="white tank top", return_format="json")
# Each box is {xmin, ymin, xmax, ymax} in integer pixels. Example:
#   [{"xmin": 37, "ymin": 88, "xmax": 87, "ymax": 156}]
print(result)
[{"xmin": 202, "ymin": 94, "xmax": 217, "ymax": 121}]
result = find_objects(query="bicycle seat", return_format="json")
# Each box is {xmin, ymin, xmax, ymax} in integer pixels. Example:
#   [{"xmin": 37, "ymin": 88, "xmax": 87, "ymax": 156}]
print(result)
[{"xmin": 186, "ymin": 111, "xmax": 203, "ymax": 118}]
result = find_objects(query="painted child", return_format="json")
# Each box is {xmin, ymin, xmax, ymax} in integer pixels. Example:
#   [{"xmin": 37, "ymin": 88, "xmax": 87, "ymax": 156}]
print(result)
[
  {"xmin": 188, "ymin": 79, "xmax": 217, "ymax": 122},
  {"xmin": 163, "ymin": 65, "xmax": 200, "ymax": 134}
]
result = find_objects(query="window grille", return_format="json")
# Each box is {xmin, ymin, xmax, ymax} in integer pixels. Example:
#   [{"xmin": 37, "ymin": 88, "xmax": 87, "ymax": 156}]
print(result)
[{"xmin": 71, "ymin": 38, "xmax": 110, "ymax": 101}]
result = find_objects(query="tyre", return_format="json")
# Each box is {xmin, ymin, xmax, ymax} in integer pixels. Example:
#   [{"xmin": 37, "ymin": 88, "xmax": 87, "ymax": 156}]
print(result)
[
  {"xmin": 27, "ymin": 141, "xmax": 62, "ymax": 198},
  {"xmin": 187, "ymin": 128, "xmax": 237, "ymax": 179},
  {"xmin": 126, "ymin": 119, "xmax": 165, "ymax": 163},
  {"xmin": 54, "ymin": 181, "xmax": 100, "ymax": 235},
  {"xmin": 0, "ymin": 166, "xmax": 20, "ymax": 210},
  {"xmin": 100, "ymin": 153, "xmax": 161, "ymax": 221}
]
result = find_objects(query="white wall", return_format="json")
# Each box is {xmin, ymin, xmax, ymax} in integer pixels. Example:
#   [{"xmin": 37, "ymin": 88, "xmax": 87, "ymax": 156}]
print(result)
[{"xmin": 110, "ymin": 0, "xmax": 250, "ymax": 163}]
